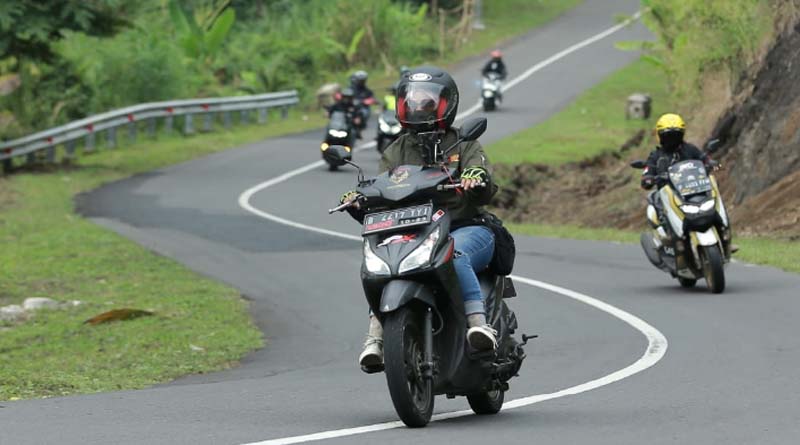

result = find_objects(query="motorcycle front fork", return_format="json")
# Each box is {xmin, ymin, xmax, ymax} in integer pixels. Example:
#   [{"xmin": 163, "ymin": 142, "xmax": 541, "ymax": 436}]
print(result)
[{"xmin": 422, "ymin": 307, "xmax": 434, "ymax": 381}]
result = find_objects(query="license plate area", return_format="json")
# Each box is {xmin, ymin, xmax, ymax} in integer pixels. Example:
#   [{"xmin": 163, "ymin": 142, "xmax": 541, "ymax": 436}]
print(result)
[{"xmin": 363, "ymin": 204, "xmax": 432, "ymax": 235}]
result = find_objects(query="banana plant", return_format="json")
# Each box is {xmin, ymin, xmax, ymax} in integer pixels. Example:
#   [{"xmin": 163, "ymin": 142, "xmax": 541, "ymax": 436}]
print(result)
[{"xmin": 168, "ymin": 0, "xmax": 236, "ymax": 64}]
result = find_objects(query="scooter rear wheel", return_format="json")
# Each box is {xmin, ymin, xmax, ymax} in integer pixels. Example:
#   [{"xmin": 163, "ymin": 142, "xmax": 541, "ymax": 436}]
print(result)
[
  {"xmin": 467, "ymin": 389, "xmax": 504, "ymax": 415},
  {"xmin": 383, "ymin": 307, "xmax": 433, "ymax": 427}
]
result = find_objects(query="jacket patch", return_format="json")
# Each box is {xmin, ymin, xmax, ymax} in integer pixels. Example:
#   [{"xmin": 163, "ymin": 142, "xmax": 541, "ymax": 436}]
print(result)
[{"xmin": 448, "ymin": 154, "xmax": 460, "ymax": 163}]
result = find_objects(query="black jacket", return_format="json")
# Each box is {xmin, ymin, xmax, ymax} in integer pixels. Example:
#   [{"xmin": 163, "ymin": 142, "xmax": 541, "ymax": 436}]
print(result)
[
  {"xmin": 482, "ymin": 59, "xmax": 507, "ymax": 79},
  {"xmin": 642, "ymin": 142, "xmax": 709, "ymax": 187},
  {"xmin": 352, "ymin": 86, "xmax": 374, "ymax": 102}
]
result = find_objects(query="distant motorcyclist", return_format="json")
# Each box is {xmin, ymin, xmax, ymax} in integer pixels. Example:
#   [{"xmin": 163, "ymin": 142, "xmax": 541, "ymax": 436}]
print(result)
[
  {"xmin": 641, "ymin": 113, "xmax": 711, "ymax": 190},
  {"xmin": 326, "ymin": 87, "xmax": 361, "ymax": 135},
  {"xmin": 349, "ymin": 70, "xmax": 375, "ymax": 136},
  {"xmin": 340, "ymin": 66, "xmax": 502, "ymax": 371},
  {"xmin": 482, "ymin": 50, "xmax": 507, "ymax": 80}
]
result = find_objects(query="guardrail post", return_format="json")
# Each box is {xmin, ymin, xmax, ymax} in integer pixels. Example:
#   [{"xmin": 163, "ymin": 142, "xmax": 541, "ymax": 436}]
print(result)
[
  {"xmin": 204, "ymin": 113, "xmax": 213, "ymax": 132},
  {"xmin": 223, "ymin": 111, "xmax": 232, "ymax": 129},
  {"xmin": 128, "ymin": 121, "xmax": 137, "ymax": 144},
  {"xmin": 147, "ymin": 118, "xmax": 157, "ymax": 138},
  {"xmin": 2, "ymin": 158, "xmax": 11, "ymax": 174},
  {"xmin": 85, "ymin": 132, "xmax": 96, "ymax": 152},
  {"xmin": 165, "ymin": 115, "xmax": 173, "ymax": 135},
  {"xmin": 240, "ymin": 110, "xmax": 249, "ymax": 124},
  {"xmin": 184, "ymin": 114, "xmax": 195, "ymax": 135},
  {"xmin": 45, "ymin": 145, "xmax": 56, "ymax": 163},
  {"xmin": 281, "ymin": 106, "xmax": 289, "ymax": 119},
  {"xmin": 258, "ymin": 108, "xmax": 268, "ymax": 124},
  {"xmin": 107, "ymin": 127, "xmax": 117, "ymax": 149},
  {"xmin": 65, "ymin": 140, "xmax": 76, "ymax": 160}
]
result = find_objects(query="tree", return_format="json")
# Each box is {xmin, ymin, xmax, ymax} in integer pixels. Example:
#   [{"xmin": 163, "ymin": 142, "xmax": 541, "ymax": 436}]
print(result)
[{"xmin": 0, "ymin": 0, "xmax": 131, "ymax": 65}]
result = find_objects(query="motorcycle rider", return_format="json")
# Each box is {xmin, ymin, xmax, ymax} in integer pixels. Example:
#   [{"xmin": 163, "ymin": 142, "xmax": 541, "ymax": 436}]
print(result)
[
  {"xmin": 326, "ymin": 87, "xmax": 361, "ymax": 137},
  {"xmin": 350, "ymin": 70, "xmax": 375, "ymax": 132},
  {"xmin": 340, "ymin": 66, "xmax": 501, "ymax": 371},
  {"xmin": 482, "ymin": 50, "xmax": 507, "ymax": 80},
  {"xmin": 640, "ymin": 113, "xmax": 710, "ymax": 190}
]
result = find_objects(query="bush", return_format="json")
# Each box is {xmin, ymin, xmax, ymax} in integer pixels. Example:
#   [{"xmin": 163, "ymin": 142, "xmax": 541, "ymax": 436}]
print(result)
[
  {"xmin": 641, "ymin": 0, "xmax": 775, "ymax": 99},
  {"xmin": 59, "ymin": 29, "xmax": 205, "ymax": 112}
]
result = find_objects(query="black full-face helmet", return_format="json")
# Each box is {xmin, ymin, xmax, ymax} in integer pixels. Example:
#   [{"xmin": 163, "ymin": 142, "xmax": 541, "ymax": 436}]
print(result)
[
  {"xmin": 396, "ymin": 66, "xmax": 459, "ymax": 133},
  {"xmin": 350, "ymin": 70, "xmax": 368, "ymax": 89},
  {"xmin": 337, "ymin": 87, "xmax": 354, "ymax": 106}
]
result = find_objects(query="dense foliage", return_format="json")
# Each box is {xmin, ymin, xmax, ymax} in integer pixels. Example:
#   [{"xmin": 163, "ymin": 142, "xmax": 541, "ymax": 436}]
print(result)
[
  {"xmin": 640, "ymin": 0, "xmax": 793, "ymax": 99},
  {"xmin": 0, "ymin": 0, "xmax": 455, "ymax": 139}
]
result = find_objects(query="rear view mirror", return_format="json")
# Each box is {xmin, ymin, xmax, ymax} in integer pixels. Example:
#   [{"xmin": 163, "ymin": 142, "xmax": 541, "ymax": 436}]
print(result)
[
  {"xmin": 630, "ymin": 160, "xmax": 646, "ymax": 169},
  {"xmin": 459, "ymin": 117, "xmax": 487, "ymax": 141},
  {"xmin": 322, "ymin": 145, "xmax": 350, "ymax": 164},
  {"xmin": 704, "ymin": 138, "xmax": 721, "ymax": 153}
]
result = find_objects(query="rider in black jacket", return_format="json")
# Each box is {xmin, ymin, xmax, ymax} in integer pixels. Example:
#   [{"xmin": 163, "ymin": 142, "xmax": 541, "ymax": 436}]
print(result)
[
  {"xmin": 481, "ymin": 50, "xmax": 507, "ymax": 80},
  {"xmin": 641, "ymin": 113, "xmax": 710, "ymax": 190}
]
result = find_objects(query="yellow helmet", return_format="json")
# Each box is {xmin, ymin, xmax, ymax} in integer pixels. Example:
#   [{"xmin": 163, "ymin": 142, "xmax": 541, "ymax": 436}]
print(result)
[{"xmin": 655, "ymin": 113, "xmax": 686, "ymax": 134}]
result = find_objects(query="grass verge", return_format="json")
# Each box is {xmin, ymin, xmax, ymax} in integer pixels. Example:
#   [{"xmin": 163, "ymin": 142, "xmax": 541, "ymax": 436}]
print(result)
[
  {"xmin": 0, "ymin": 111, "xmax": 324, "ymax": 400},
  {"xmin": 445, "ymin": 0, "xmax": 584, "ymax": 64},
  {"xmin": 509, "ymin": 223, "xmax": 800, "ymax": 274},
  {"xmin": 489, "ymin": 58, "xmax": 671, "ymax": 165}
]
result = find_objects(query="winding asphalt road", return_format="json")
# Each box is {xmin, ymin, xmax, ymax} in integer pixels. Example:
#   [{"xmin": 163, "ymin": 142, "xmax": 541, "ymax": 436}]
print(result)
[{"xmin": 4, "ymin": 1, "xmax": 800, "ymax": 444}]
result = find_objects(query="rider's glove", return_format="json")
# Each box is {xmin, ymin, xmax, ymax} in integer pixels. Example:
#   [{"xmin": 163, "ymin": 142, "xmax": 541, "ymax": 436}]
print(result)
[
  {"xmin": 460, "ymin": 166, "xmax": 488, "ymax": 182},
  {"xmin": 340, "ymin": 190, "xmax": 363, "ymax": 204},
  {"xmin": 641, "ymin": 176, "xmax": 655, "ymax": 190}
]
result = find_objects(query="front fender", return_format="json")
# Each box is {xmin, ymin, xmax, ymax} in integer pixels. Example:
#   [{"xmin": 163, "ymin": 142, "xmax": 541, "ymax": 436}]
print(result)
[
  {"xmin": 379, "ymin": 280, "xmax": 435, "ymax": 314},
  {"xmin": 694, "ymin": 228, "xmax": 720, "ymax": 246}
]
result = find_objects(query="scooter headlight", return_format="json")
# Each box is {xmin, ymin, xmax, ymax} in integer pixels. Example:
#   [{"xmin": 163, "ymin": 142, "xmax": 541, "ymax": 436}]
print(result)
[
  {"xmin": 364, "ymin": 240, "xmax": 390, "ymax": 275},
  {"xmin": 328, "ymin": 129, "xmax": 349, "ymax": 138},
  {"xmin": 681, "ymin": 199, "xmax": 715, "ymax": 214},
  {"xmin": 379, "ymin": 120, "xmax": 391, "ymax": 133},
  {"xmin": 680, "ymin": 204, "xmax": 700, "ymax": 214},
  {"xmin": 399, "ymin": 228, "xmax": 440, "ymax": 274},
  {"xmin": 482, "ymin": 90, "xmax": 494, "ymax": 98}
]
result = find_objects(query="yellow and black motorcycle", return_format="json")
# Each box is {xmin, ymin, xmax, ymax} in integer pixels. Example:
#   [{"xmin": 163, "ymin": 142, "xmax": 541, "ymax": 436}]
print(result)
[{"xmin": 630, "ymin": 141, "xmax": 732, "ymax": 293}]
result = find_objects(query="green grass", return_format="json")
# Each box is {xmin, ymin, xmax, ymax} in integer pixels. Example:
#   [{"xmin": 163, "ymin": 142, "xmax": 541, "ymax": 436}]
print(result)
[
  {"xmin": 488, "ymin": 58, "xmax": 671, "ymax": 165},
  {"xmin": 0, "ymin": 111, "xmax": 324, "ymax": 400},
  {"xmin": 509, "ymin": 220, "xmax": 800, "ymax": 274},
  {"xmin": 445, "ymin": 0, "xmax": 584, "ymax": 64}
]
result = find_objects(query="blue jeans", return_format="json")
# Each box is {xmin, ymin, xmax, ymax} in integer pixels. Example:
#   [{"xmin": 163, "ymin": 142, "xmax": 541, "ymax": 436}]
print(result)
[{"xmin": 451, "ymin": 225, "xmax": 495, "ymax": 315}]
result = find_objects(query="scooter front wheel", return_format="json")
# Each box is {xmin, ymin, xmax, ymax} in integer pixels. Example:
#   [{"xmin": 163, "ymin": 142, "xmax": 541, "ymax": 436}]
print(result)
[
  {"xmin": 383, "ymin": 306, "xmax": 433, "ymax": 427},
  {"xmin": 702, "ymin": 245, "xmax": 725, "ymax": 293}
]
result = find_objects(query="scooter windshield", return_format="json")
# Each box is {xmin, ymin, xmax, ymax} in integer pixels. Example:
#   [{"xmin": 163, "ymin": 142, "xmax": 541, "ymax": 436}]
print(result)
[
  {"xmin": 329, "ymin": 111, "xmax": 349, "ymax": 130},
  {"xmin": 668, "ymin": 160, "xmax": 712, "ymax": 197}
]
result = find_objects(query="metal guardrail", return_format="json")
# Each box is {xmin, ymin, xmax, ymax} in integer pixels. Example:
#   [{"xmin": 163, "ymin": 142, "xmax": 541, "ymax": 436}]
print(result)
[{"xmin": 0, "ymin": 90, "xmax": 300, "ymax": 169}]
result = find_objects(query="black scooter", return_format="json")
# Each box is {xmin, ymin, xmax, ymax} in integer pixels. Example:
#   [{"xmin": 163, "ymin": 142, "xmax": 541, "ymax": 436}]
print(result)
[
  {"xmin": 327, "ymin": 118, "xmax": 529, "ymax": 427},
  {"xmin": 375, "ymin": 110, "xmax": 402, "ymax": 153},
  {"xmin": 321, "ymin": 110, "xmax": 355, "ymax": 171}
]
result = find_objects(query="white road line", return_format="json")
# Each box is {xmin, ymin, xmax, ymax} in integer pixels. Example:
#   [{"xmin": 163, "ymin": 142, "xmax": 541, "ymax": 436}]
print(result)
[{"xmin": 238, "ymin": 10, "xmax": 667, "ymax": 445}]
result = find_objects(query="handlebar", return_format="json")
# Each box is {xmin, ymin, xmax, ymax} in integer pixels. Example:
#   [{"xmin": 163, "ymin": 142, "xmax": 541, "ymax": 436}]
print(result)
[
  {"xmin": 436, "ymin": 182, "xmax": 486, "ymax": 191},
  {"xmin": 329, "ymin": 182, "xmax": 486, "ymax": 214},
  {"xmin": 328, "ymin": 201, "xmax": 353, "ymax": 214}
]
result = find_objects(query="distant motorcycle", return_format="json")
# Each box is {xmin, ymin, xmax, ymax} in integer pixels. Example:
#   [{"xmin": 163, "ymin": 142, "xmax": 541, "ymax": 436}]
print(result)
[
  {"xmin": 630, "ymin": 140, "xmax": 732, "ymax": 293},
  {"xmin": 481, "ymin": 73, "xmax": 503, "ymax": 112},
  {"xmin": 327, "ymin": 117, "xmax": 529, "ymax": 427},
  {"xmin": 353, "ymin": 96, "xmax": 377, "ymax": 135},
  {"xmin": 375, "ymin": 110, "xmax": 402, "ymax": 153},
  {"xmin": 321, "ymin": 110, "xmax": 355, "ymax": 171}
]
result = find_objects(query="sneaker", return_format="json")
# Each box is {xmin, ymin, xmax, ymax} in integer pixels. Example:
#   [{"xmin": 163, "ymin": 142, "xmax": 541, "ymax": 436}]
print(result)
[
  {"xmin": 359, "ymin": 336, "xmax": 383, "ymax": 371},
  {"xmin": 467, "ymin": 325, "xmax": 498, "ymax": 351}
]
